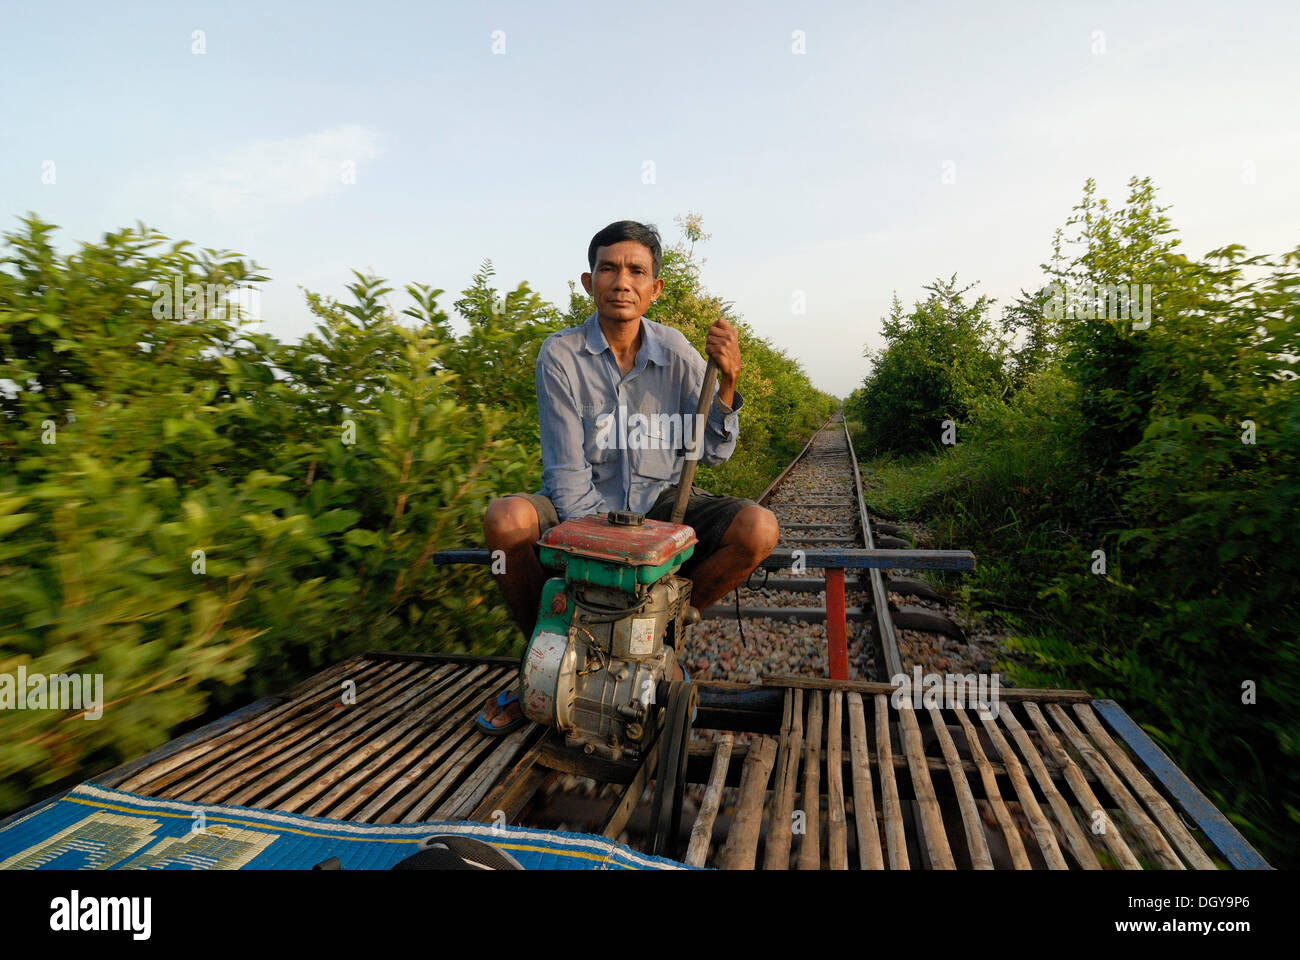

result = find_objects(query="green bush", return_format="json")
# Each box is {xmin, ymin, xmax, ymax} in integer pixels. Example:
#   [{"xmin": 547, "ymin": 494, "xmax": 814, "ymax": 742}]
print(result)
[
  {"xmin": 846, "ymin": 277, "xmax": 1009, "ymax": 457},
  {"xmin": 852, "ymin": 179, "xmax": 1299, "ymax": 866},
  {"xmin": 0, "ymin": 218, "xmax": 530, "ymax": 810}
]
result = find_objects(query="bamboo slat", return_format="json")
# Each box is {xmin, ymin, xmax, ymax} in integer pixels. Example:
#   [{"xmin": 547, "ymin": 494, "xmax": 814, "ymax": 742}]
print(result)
[
  {"xmin": 719, "ymin": 736, "xmax": 777, "ymax": 870},
  {"xmin": 977, "ymin": 709, "xmax": 1067, "ymax": 869},
  {"xmin": 763, "ymin": 688, "xmax": 803, "ymax": 870},
  {"xmin": 926, "ymin": 707, "xmax": 992, "ymax": 869},
  {"xmin": 874, "ymin": 694, "xmax": 908, "ymax": 869},
  {"xmin": 952, "ymin": 707, "xmax": 1030, "ymax": 869},
  {"xmin": 826, "ymin": 691, "xmax": 848, "ymax": 870},
  {"xmin": 1072, "ymin": 704, "xmax": 1216, "ymax": 870},
  {"xmin": 119, "ymin": 659, "xmax": 394, "ymax": 794},
  {"xmin": 172, "ymin": 661, "xmax": 426, "ymax": 803},
  {"xmin": 105, "ymin": 652, "xmax": 1233, "ymax": 872},
  {"xmin": 439, "ymin": 726, "xmax": 534, "ymax": 820},
  {"xmin": 226, "ymin": 661, "xmax": 456, "ymax": 808},
  {"xmin": 897, "ymin": 704, "xmax": 955, "ymax": 869},
  {"xmin": 472, "ymin": 730, "xmax": 553, "ymax": 823},
  {"xmin": 384, "ymin": 708, "xmax": 507, "ymax": 823},
  {"xmin": 342, "ymin": 669, "xmax": 512, "ymax": 821},
  {"xmin": 280, "ymin": 663, "xmax": 487, "ymax": 812},
  {"xmin": 847, "ymin": 693, "xmax": 884, "ymax": 870},
  {"xmin": 698, "ymin": 738, "xmax": 1016, "ymax": 792},
  {"xmin": 403, "ymin": 729, "xmax": 506, "ymax": 822},
  {"xmin": 1023, "ymin": 702, "xmax": 1142, "ymax": 870},
  {"xmin": 1045, "ymin": 703, "xmax": 1184, "ymax": 870},
  {"xmin": 797, "ymin": 691, "xmax": 824, "ymax": 870},
  {"xmin": 308, "ymin": 667, "xmax": 506, "ymax": 819},
  {"xmin": 686, "ymin": 733, "xmax": 733, "ymax": 867},
  {"xmin": 998, "ymin": 706, "xmax": 1101, "ymax": 869}
]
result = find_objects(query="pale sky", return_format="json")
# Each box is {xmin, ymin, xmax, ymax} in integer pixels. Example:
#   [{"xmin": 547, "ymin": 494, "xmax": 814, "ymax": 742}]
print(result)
[{"xmin": 3, "ymin": 0, "xmax": 1297, "ymax": 397}]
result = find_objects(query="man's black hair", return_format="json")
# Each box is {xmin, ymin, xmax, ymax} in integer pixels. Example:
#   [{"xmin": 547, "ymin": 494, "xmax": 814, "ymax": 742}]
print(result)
[{"xmin": 587, "ymin": 221, "xmax": 663, "ymax": 278}]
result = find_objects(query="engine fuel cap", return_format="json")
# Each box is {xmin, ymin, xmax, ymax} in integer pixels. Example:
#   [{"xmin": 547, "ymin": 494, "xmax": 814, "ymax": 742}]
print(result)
[{"xmin": 608, "ymin": 510, "xmax": 645, "ymax": 526}]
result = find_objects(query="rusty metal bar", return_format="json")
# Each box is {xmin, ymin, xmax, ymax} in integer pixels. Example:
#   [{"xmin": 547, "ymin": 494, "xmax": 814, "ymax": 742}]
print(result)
[{"xmin": 825, "ymin": 567, "xmax": 850, "ymax": 680}]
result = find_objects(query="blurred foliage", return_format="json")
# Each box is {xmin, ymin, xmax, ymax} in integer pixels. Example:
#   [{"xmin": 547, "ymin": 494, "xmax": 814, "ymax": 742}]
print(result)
[
  {"xmin": 854, "ymin": 177, "xmax": 1299, "ymax": 867},
  {"xmin": 0, "ymin": 213, "xmax": 831, "ymax": 816}
]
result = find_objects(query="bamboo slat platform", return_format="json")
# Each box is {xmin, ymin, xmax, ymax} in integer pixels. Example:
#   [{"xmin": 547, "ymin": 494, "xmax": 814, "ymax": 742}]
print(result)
[
  {"xmin": 100, "ymin": 653, "xmax": 543, "ymax": 825},
  {"xmin": 681, "ymin": 677, "xmax": 1255, "ymax": 870},
  {"xmin": 77, "ymin": 654, "xmax": 1267, "ymax": 869}
]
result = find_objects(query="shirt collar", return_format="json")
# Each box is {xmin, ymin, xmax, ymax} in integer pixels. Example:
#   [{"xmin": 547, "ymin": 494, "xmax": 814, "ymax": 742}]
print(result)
[{"xmin": 582, "ymin": 311, "xmax": 668, "ymax": 367}]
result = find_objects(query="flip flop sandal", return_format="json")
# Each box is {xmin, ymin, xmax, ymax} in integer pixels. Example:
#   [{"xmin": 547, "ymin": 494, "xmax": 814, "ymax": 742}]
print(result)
[{"xmin": 477, "ymin": 689, "xmax": 526, "ymax": 736}]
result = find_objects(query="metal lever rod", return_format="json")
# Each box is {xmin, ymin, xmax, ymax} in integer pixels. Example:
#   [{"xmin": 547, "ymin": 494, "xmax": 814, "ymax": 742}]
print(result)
[{"xmin": 670, "ymin": 355, "xmax": 718, "ymax": 525}]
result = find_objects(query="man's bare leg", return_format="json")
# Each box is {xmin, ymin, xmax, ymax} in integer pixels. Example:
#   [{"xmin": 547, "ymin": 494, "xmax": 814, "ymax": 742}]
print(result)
[
  {"xmin": 686, "ymin": 505, "xmax": 781, "ymax": 612},
  {"xmin": 485, "ymin": 496, "xmax": 548, "ymax": 638},
  {"xmin": 480, "ymin": 496, "xmax": 547, "ymax": 730}
]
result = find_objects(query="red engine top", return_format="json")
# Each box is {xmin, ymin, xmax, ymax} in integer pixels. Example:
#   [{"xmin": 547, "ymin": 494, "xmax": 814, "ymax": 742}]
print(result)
[{"xmin": 538, "ymin": 513, "xmax": 697, "ymax": 566}]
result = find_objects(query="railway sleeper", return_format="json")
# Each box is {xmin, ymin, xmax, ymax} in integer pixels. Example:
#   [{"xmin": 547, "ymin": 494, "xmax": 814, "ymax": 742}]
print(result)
[
  {"xmin": 727, "ymin": 575, "xmax": 942, "ymax": 600},
  {"xmin": 701, "ymin": 603, "xmax": 872, "ymax": 622},
  {"xmin": 886, "ymin": 576, "xmax": 944, "ymax": 601},
  {"xmin": 739, "ymin": 575, "xmax": 866, "ymax": 592},
  {"xmin": 890, "ymin": 606, "xmax": 967, "ymax": 642},
  {"xmin": 875, "ymin": 534, "xmax": 914, "ymax": 550}
]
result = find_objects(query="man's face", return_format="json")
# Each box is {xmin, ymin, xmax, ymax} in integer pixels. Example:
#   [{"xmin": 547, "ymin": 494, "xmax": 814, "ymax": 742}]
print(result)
[{"xmin": 581, "ymin": 240, "xmax": 664, "ymax": 325}]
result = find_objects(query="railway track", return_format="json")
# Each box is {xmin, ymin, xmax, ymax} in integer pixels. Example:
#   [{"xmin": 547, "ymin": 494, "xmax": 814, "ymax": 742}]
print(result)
[{"xmin": 687, "ymin": 410, "xmax": 968, "ymax": 687}]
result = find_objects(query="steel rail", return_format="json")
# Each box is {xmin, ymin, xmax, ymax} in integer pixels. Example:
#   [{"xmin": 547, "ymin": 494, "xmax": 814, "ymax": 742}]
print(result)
[{"xmin": 841, "ymin": 411, "xmax": 905, "ymax": 681}]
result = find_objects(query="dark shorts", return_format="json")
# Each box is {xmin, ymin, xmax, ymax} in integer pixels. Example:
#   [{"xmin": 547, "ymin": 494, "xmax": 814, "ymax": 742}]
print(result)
[{"xmin": 505, "ymin": 486, "xmax": 757, "ymax": 579}]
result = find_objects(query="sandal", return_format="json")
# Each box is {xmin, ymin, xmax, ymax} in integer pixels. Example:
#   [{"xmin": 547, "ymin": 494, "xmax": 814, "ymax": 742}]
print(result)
[{"xmin": 477, "ymin": 689, "xmax": 526, "ymax": 736}]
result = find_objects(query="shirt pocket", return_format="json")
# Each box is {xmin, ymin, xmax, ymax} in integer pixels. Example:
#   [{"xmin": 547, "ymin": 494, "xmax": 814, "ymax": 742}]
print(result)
[
  {"xmin": 630, "ymin": 443, "xmax": 677, "ymax": 482},
  {"xmin": 581, "ymin": 404, "xmax": 617, "ymax": 464},
  {"xmin": 627, "ymin": 407, "xmax": 682, "ymax": 481}
]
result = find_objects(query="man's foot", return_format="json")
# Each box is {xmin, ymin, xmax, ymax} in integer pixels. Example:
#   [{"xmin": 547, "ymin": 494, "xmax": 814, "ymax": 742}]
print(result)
[{"xmin": 477, "ymin": 689, "xmax": 526, "ymax": 736}]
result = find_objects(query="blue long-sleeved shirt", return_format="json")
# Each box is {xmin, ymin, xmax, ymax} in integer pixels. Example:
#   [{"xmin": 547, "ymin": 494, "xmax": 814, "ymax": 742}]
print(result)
[{"xmin": 535, "ymin": 311, "xmax": 744, "ymax": 520}]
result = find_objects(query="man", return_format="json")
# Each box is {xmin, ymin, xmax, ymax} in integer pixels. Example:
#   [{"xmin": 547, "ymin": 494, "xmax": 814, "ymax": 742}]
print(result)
[{"xmin": 478, "ymin": 220, "xmax": 780, "ymax": 733}]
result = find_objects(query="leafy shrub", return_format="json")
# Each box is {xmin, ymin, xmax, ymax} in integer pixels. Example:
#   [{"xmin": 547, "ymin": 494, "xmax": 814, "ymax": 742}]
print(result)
[
  {"xmin": 846, "ymin": 277, "xmax": 1009, "ymax": 457},
  {"xmin": 852, "ymin": 179, "xmax": 1299, "ymax": 866}
]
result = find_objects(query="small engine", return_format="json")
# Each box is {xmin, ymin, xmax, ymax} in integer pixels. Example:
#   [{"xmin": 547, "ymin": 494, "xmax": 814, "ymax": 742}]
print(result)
[{"xmin": 519, "ymin": 509, "xmax": 697, "ymax": 761}]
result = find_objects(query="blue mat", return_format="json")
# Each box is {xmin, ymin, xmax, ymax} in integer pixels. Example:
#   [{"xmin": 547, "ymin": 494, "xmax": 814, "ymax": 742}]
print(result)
[{"xmin": 0, "ymin": 784, "xmax": 688, "ymax": 870}]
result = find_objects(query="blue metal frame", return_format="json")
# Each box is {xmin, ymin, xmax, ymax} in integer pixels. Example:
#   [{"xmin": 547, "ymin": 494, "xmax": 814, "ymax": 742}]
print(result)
[{"xmin": 1092, "ymin": 699, "xmax": 1271, "ymax": 870}]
